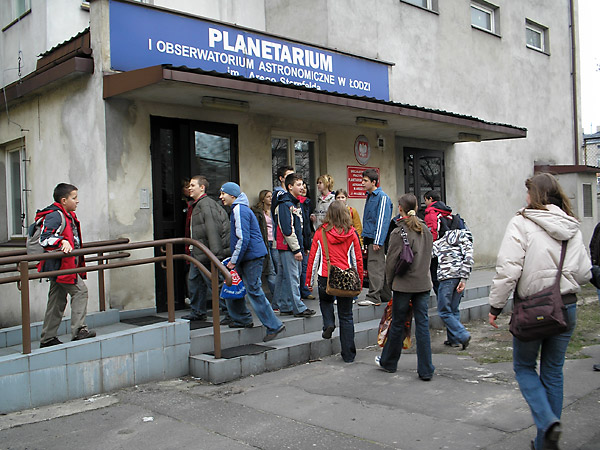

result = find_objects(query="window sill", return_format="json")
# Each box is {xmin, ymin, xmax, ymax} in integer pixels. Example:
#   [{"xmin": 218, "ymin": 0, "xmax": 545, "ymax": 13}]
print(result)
[
  {"xmin": 2, "ymin": 9, "xmax": 32, "ymax": 32},
  {"xmin": 471, "ymin": 25, "xmax": 501, "ymax": 38},
  {"xmin": 400, "ymin": 1, "xmax": 439, "ymax": 15},
  {"xmin": 526, "ymin": 45, "xmax": 550, "ymax": 56},
  {"xmin": 0, "ymin": 238, "xmax": 26, "ymax": 248}
]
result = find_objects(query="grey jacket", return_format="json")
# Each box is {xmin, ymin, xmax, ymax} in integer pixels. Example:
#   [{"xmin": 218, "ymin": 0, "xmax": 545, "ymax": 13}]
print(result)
[
  {"xmin": 189, "ymin": 195, "xmax": 231, "ymax": 264},
  {"xmin": 386, "ymin": 219, "xmax": 433, "ymax": 293}
]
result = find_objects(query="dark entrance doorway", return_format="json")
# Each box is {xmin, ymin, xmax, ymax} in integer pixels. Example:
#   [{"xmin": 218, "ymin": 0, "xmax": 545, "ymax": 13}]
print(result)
[
  {"xmin": 404, "ymin": 148, "xmax": 445, "ymax": 212},
  {"xmin": 150, "ymin": 116, "xmax": 238, "ymax": 312}
]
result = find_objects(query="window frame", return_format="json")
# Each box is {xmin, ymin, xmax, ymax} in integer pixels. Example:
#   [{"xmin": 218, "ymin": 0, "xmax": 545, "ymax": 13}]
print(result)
[
  {"xmin": 2, "ymin": 0, "xmax": 31, "ymax": 31},
  {"xmin": 271, "ymin": 131, "xmax": 320, "ymax": 195},
  {"xmin": 525, "ymin": 19, "xmax": 549, "ymax": 54},
  {"xmin": 400, "ymin": 0, "xmax": 439, "ymax": 13},
  {"xmin": 470, "ymin": 1, "xmax": 500, "ymax": 36},
  {"xmin": 3, "ymin": 140, "xmax": 27, "ymax": 240}
]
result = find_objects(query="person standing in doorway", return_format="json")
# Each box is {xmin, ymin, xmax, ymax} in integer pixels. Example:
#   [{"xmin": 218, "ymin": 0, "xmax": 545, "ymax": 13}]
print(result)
[
  {"xmin": 359, "ymin": 168, "xmax": 393, "ymax": 306},
  {"xmin": 183, "ymin": 175, "xmax": 230, "ymax": 322}
]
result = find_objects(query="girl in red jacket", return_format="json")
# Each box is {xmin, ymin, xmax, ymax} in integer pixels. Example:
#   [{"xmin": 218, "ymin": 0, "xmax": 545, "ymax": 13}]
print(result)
[{"xmin": 306, "ymin": 201, "xmax": 363, "ymax": 363}]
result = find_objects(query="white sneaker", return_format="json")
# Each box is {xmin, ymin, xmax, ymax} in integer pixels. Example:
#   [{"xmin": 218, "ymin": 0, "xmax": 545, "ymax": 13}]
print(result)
[
  {"xmin": 357, "ymin": 300, "xmax": 376, "ymax": 306},
  {"xmin": 375, "ymin": 356, "xmax": 393, "ymax": 373}
]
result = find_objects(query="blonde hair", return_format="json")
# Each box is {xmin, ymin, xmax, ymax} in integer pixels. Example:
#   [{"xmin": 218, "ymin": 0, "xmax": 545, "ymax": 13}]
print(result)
[
  {"xmin": 317, "ymin": 174, "xmax": 334, "ymax": 192},
  {"xmin": 323, "ymin": 200, "xmax": 352, "ymax": 233},
  {"xmin": 398, "ymin": 194, "xmax": 423, "ymax": 233}
]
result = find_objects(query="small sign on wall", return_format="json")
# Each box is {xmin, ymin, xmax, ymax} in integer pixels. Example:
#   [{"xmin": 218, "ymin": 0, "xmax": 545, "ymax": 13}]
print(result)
[
  {"xmin": 354, "ymin": 135, "xmax": 371, "ymax": 165},
  {"xmin": 347, "ymin": 165, "xmax": 379, "ymax": 198}
]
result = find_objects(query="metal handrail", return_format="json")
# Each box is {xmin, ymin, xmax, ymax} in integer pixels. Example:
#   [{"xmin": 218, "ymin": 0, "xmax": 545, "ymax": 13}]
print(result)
[{"xmin": 0, "ymin": 238, "xmax": 231, "ymax": 356}]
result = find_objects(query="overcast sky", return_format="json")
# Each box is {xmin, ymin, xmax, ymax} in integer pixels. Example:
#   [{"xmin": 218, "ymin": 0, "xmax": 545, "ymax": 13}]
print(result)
[{"xmin": 579, "ymin": 0, "xmax": 600, "ymax": 135}]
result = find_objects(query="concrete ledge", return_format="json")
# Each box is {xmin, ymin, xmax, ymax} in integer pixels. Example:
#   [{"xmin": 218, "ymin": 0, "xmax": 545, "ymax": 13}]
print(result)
[
  {"xmin": 0, "ymin": 309, "xmax": 120, "ymax": 348},
  {"xmin": 0, "ymin": 320, "xmax": 190, "ymax": 414}
]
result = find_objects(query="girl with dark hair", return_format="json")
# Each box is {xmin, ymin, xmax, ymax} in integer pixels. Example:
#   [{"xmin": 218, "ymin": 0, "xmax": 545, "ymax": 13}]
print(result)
[
  {"xmin": 489, "ymin": 172, "xmax": 590, "ymax": 450},
  {"xmin": 306, "ymin": 201, "xmax": 363, "ymax": 363},
  {"xmin": 375, "ymin": 193, "xmax": 435, "ymax": 380}
]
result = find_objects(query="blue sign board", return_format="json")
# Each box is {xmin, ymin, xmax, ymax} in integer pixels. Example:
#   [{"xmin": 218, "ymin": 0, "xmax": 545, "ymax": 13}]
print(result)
[{"xmin": 109, "ymin": 0, "xmax": 390, "ymax": 100}]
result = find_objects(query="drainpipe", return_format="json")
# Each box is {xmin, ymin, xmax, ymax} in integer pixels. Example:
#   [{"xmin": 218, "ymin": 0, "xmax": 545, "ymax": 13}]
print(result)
[{"xmin": 569, "ymin": 0, "xmax": 580, "ymax": 164}]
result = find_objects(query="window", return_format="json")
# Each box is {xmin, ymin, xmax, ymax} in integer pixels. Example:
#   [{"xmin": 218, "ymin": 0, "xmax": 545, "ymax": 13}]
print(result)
[
  {"xmin": 401, "ymin": 0, "xmax": 438, "ymax": 12},
  {"xmin": 2, "ymin": 0, "xmax": 31, "ymax": 28},
  {"xmin": 1, "ymin": 140, "xmax": 27, "ymax": 241},
  {"xmin": 526, "ymin": 20, "xmax": 548, "ymax": 53},
  {"xmin": 583, "ymin": 184, "xmax": 593, "ymax": 217},
  {"xmin": 271, "ymin": 134, "xmax": 318, "ymax": 195},
  {"xmin": 471, "ymin": 1, "xmax": 499, "ymax": 35}
]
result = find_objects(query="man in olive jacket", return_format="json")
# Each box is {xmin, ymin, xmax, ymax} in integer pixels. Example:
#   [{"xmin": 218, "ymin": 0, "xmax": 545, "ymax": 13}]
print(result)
[{"xmin": 183, "ymin": 175, "xmax": 231, "ymax": 321}]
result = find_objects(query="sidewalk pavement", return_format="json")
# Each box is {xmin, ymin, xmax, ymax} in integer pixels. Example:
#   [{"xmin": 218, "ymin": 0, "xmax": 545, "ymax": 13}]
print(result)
[{"xmin": 2, "ymin": 341, "xmax": 599, "ymax": 449}]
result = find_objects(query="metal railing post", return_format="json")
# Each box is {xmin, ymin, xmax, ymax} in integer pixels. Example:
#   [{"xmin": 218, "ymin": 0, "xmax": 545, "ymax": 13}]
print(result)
[
  {"xmin": 166, "ymin": 243, "xmax": 175, "ymax": 323},
  {"xmin": 19, "ymin": 261, "xmax": 31, "ymax": 354},
  {"xmin": 97, "ymin": 251, "xmax": 106, "ymax": 311},
  {"xmin": 211, "ymin": 262, "xmax": 221, "ymax": 359}
]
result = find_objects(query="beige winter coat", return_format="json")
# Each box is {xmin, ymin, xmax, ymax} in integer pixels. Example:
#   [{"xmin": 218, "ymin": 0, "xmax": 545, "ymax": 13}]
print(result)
[{"xmin": 489, "ymin": 204, "xmax": 591, "ymax": 314}]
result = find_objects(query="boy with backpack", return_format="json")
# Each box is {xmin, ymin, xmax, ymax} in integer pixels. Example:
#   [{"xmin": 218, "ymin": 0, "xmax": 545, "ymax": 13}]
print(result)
[
  {"xmin": 432, "ymin": 220, "xmax": 473, "ymax": 350},
  {"xmin": 35, "ymin": 183, "xmax": 95, "ymax": 348}
]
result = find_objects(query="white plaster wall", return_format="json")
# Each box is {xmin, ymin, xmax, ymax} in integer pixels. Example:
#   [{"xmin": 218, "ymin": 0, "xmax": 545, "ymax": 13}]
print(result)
[
  {"xmin": 152, "ymin": 0, "xmax": 266, "ymax": 30},
  {"xmin": 0, "ymin": 0, "xmax": 90, "ymax": 87}
]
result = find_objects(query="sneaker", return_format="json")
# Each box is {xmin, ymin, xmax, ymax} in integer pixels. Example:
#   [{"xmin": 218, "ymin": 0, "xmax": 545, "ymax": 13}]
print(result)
[
  {"xmin": 181, "ymin": 313, "xmax": 207, "ymax": 321},
  {"xmin": 272, "ymin": 307, "xmax": 280, "ymax": 312},
  {"xmin": 544, "ymin": 422, "xmax": 561, "ymax": 450},
  {"xmin": 322, "ymin": 325, "xmax": 335, "ymax": 339},
  {"xmin": 374, "ymin": 356, "xmax": 394, "ymax": 373},
  {"xmin": 419, "ymin": 374, "xmax": 432, "ymax": 381},
  {"xmin": 357, "ymin": 300, "xmax": 376, "ymax": 306},
  {"xmin": 294, "ymin": 309, "xmax": 316, "ymax": 317},
  {"xmin": 229, "ymin": 322, "xmax": 254, "ymax": 328},
  {"xmin": 593, "ymin": 364, "xmax": 600, "ymax": 371},
  {"xmin": 302, "ymin": 295, "xmax": 315, "ymax": 300},
  {"xmin": 444, "ymin": 340, "xmax": 460, "ymax": 348},
  {"xmin": 72, "ymin": 328, "xmax": 96, "ymax": 341},
  {"xmin": 263, "ymin": 325, "xmax": 286, "ymax": 342},
  {"xmin": 39, "ymin": 337, "xmax": 62, "ymax": 348},
  {"xmin": 461, "ymin": 336, "xmax": 472, "ymax": 351},
  {"xmin": 219, "ymin": 316, "xmax": 232, "ymax": 325}
]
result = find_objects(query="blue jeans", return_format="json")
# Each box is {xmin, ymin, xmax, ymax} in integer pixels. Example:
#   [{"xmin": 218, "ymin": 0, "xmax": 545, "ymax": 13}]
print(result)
[
  {"xmin": 226, "ymin": 257, "xmax": 283, "ymax": 334},
  {"xmin": 277, "ymin": 250, "xmax": 308, "ymax": 314},
  {"xmin": 437, "ymin": 278, "xmax": 470, "ymax": 345},
  {"xmin": 264, "ymin": 243, "xmax": 277, "ymax": 299},
  {"xmin": 188, "ymin": 263, "xmax": 228, "ymax": 316},
  {"xmin": 379, "ymin": 291, "xmax": 435, "ymax": 378},
  {"xmin": 513, "ymin": 303, "xmax": 576, "ymax": 450},
  {"xmin": 318, "ymin": 276, "xmax": 356, "ymax": 362},
  {"xmin": 271, "ymin": 248, "xmax": 282, "ymax": 309},
  {"xmin": 188, "ymin": 263, "xmax": 210, "ymax": 316},
  {"xmin": 300, "ymin": 251, "xmax": 312, "ymax": 298}
]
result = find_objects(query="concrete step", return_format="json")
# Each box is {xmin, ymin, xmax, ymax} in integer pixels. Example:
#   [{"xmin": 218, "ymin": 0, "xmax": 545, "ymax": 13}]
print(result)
[{"xmin": 189, "ymin": 318, "xmax": 381, "ymax": 383}]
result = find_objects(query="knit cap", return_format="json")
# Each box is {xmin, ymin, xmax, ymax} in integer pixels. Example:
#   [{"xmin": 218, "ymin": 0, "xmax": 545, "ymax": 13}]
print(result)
[{"xmin": 220, "ymin": 182, "xmax": 241, "ymax": 197}]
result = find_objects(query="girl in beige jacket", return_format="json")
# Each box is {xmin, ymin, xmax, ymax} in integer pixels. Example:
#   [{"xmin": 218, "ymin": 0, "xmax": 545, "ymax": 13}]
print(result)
[{"xmin": 488, "ymin": 173, "xmax": 590, "ymax": 450}]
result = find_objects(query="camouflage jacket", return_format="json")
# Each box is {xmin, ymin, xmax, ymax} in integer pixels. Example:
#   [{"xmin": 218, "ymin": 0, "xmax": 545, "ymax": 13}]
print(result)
[{"xmin": 432, "ymin": 229, "xmax": 474, "ymax": 282}]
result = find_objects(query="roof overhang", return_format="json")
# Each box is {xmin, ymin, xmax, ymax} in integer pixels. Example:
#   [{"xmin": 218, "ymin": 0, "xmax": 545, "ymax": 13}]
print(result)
[
  {"xmin": 534, "ymin": 164, "xmax": 600, "ymax": 174},
  {"xmin": 103, "ymin": 65, "xmax": 526, "ymax": 144},
  {"xmin": 0, "ymin": 29, "xmax": 93, "ymax": 110}
]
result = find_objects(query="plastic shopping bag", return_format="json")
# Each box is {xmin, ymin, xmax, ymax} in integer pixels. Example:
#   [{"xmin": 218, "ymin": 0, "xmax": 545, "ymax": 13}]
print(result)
[{"xmin": 219, "ymin": 258, "xmax": 246, "ymax": 299}]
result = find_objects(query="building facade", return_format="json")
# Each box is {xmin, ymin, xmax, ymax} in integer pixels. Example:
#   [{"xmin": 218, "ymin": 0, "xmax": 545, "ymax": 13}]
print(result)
[{"xmin": 0, "ymin": 0, "xmax": 594, "ymax": 326}]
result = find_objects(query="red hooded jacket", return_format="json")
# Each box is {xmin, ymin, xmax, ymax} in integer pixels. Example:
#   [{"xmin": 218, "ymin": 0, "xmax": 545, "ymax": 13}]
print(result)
[
  {"xmin": 35, "ymin": 202, "xmax": 86, "ymax": 284},
  {"xmin": 306, "ymin": 224, "xmax": 363, "ymax": 287}
]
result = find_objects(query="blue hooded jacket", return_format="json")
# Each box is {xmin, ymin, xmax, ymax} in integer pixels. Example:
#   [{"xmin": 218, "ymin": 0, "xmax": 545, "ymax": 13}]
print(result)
[{"xmin": 230, "ymin": 193, "xmax": 268, "ymax": 264}]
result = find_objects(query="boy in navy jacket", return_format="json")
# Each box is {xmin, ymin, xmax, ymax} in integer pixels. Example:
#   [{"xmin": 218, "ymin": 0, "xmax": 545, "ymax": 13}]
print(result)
[
  {"xmin": 220, "ymin": 182, "xmax": 285, "ymax": 342},
  {"xmin": 273, "ymin": 173, "xmax": 316, "ymax": 317}
]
